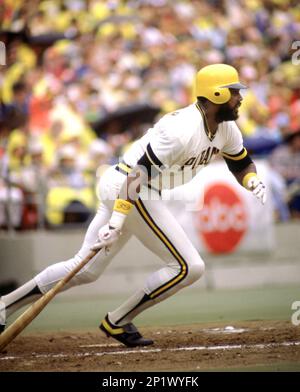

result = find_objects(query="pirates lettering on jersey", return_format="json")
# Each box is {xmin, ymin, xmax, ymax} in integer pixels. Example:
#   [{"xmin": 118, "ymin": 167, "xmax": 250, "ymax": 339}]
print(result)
[{"xmin": 181, "ymin": 147, "xmax": 220, "ymax": 170}]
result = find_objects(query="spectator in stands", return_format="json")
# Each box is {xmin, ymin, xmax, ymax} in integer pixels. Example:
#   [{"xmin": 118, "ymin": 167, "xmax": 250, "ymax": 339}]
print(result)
[
  {"xmin": 86, "ymin": 138, "xmax": 113, "ymax": 181},
  {"xmin": 49, "ymin": 145, "xmax": 88, "ymax": 189},
  {"xmin": 11, "ymin": 81, "xmax": 30, "ymax": 117},
  {"xmin": 20, "ymin": 141, "xmax": 49, "ymax": 229},
  {"xmin": 0, "ymin": 104, "xmax": 26, "ymax": 229},
  {"xmin": 0, "ymin": 179, "xmax": 23, "ymax": 230},
  {"xmin": 269, "ymin": 130, "xmax": 300, "ymax": 219},
  {"xmin": 46, "ymin": 145, "xmax": 94, "ymax": 226}
]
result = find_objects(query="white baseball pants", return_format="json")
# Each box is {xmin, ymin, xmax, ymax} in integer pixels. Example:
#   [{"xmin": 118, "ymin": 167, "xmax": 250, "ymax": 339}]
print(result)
[{"xmin": 35, "ymin": 165, "xmax": 205, "ymax": 324}]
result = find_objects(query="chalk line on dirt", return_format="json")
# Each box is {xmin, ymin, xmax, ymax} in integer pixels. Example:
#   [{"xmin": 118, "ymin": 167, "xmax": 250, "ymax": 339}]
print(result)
[{"xmin": 1, "ymin": 341, "xmax": 300, "ymax": 362}]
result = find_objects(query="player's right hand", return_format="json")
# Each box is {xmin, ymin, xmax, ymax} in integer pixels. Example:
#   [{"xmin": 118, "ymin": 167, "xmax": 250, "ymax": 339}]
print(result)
[{"xmin": 90, "ymin": 224, "xmax": 121, "ymax": 252}]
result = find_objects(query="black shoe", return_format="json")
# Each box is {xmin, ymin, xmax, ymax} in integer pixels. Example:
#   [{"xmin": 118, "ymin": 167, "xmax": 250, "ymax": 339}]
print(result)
[
  {"xmin": 0, "ymin": 300, "xmax": 5, "ymax": 334},
  {"xmin": 99, "ymin": 314, "xmax": 154, "ymax": 348}
]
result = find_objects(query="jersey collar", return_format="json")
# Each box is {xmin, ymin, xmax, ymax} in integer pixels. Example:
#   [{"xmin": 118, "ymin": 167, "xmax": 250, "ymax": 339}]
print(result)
[{"xmin": 195, "ymin": 102, "xmax": 216, "ymax": 142}]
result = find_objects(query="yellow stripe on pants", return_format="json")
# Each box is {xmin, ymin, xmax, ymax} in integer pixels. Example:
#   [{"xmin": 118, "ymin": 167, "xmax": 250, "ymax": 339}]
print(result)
[{"xmin": 135, "ymin": 199, "xmax": 188, "ymax": 299}]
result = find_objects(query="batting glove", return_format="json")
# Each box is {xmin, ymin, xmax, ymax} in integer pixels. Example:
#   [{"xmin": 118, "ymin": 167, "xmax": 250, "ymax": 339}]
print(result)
[
  {"xmin": 91, "ymin": 224, "xmax": 121, "ymax": 252},
  {"xmin": 245, "ymin": 175, "xmax": 267, "ymax": 205}
]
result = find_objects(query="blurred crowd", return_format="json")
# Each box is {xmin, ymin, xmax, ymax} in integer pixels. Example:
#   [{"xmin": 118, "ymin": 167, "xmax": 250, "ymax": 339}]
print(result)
[{"xmin": 1, "ymin": 0, "xmax": 300, "ymax": 230}]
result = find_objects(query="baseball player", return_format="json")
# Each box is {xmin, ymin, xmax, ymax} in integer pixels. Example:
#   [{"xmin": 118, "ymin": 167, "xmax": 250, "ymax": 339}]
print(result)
[{"xmin": 0, "ymin": 64, "xmax": 266, "ymax": 347}]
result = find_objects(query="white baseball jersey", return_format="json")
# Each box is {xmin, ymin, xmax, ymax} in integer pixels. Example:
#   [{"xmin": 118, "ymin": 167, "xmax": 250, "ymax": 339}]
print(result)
[{"xmin": 123, "ymin": 103, "xmax": 246, "ymax": 189}]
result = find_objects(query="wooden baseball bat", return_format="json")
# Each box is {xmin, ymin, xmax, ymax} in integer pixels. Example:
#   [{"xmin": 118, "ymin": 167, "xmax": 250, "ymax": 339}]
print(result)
[{"xmin": 0, "ymin": 249, "xmax": 100, "ymax": 352}]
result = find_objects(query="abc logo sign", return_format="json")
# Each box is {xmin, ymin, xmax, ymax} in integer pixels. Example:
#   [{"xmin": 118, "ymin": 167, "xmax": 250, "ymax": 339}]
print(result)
[{"xmin": 196, "ymin": 183, "xmax": 248, "ymax": 253}]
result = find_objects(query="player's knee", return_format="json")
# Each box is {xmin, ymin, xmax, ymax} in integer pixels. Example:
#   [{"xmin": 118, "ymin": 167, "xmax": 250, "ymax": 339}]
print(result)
[
  {"xmin": 75, "ymin": 269, "xmax": 99, "ymax": 285},
  {"xmin": 184, "ymin": 259, "xmax": 205, "ymax": 286},
  {"xmin": 68, "ymin": 253, "xmax": 101, "ymax": 285}
]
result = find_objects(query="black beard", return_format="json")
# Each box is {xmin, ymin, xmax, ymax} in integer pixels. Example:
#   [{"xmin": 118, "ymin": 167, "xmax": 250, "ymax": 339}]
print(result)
[{"xmin": 215, "ymin": 103, "xmax": 239, "ymax": 123}]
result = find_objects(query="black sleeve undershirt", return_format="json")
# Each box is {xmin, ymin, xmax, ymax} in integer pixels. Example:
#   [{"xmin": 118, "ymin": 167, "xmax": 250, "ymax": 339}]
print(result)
[
  {"xmin": 223, "ymin": 153, "xmax": 253, "ymax": 173},
  {"xmin": 137, "ymin": 143, "xmax": 164, "ymax": 178}
]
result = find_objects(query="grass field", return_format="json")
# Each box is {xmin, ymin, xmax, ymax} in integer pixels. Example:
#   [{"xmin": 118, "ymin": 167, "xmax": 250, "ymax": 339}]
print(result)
[{"xmin": 11, "ymin": 283, "xmax": 299, "ymax": 333}]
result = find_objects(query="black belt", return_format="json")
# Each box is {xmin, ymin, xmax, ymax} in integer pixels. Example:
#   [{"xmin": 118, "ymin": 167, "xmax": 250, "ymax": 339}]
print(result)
[{"xmin": 115, "ymin": 162, "xmax": 161, "ymax": 196}]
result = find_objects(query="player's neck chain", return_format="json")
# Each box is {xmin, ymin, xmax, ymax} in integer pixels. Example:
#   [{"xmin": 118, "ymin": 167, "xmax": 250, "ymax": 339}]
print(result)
[{"xmin": 195, "ymin": 102, "xmax": 216, "ymax": 142}]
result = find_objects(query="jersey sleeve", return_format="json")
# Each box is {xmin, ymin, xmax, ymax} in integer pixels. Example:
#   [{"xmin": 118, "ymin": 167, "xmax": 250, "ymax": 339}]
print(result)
[
  {"xmin": 221, "ymin": 122, "xmax": 253, "ymax": 172},
  {"xmin": 221, "ymin": 121, "xmax": 244, "ymax": 157},
  {"xmin": 137, "ymin": 119, "xmax": 185, "ymax": 176}
]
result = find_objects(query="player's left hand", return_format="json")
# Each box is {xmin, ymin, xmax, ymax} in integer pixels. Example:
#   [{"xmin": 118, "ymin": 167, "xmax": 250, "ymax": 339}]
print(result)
[
  {"xmin": 248, "ymin": 176, "xmax": 267, "ymax": 205},
  {"xmin": 91, "ymin": 224, "xmax": 121, "ymax": 252}
]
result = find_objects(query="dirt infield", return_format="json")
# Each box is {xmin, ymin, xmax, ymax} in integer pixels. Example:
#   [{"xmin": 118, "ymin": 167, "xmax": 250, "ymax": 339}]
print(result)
[{"xmin": 1, "ymin": 320, "xmax": 300, "ymax": 371}]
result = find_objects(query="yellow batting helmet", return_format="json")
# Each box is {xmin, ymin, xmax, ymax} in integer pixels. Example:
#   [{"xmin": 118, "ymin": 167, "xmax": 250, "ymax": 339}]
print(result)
[{"xmin": 195, "ymin": 64, "xmax": 247, "ymax": 104}]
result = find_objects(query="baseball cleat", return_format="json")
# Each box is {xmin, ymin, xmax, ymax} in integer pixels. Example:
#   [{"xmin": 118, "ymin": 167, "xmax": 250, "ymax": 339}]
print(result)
[
  {"xmin": 0, "ymin": 300, "xmax": 5, "ymax": 334},
  {"xmin": 99, "ymin": 314, "xmax": 154, "ymax": 348}
]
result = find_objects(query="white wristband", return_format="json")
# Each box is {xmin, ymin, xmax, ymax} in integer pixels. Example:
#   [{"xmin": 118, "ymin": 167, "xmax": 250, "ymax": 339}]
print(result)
[{"xmin": 109, "ymin": 210, "xmax": 127, "ymax": 230}]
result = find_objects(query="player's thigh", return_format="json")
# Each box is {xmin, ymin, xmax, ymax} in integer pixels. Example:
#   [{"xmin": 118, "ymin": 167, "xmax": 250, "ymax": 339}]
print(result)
[{"xmin": 126, "ymin": 196, "xmax": 202, "ymax": 267}]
